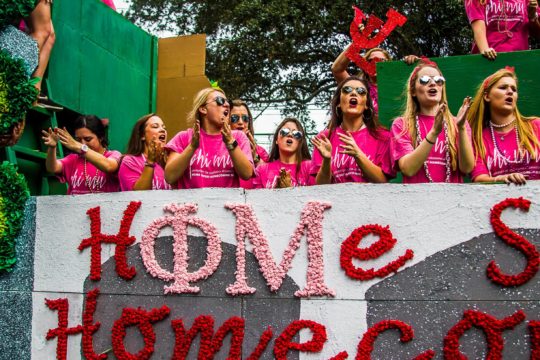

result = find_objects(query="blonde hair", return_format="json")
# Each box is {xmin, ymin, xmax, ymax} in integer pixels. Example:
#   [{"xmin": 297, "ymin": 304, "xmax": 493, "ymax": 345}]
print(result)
[
  {"xmin": 186, "ymin": 87, "xmax": 226, "ymax": 127},
  {"xmin": 467, "ymin": 69, "xmax": 539, "ymax": 160},
  {"xmin": 364, "ymin": 48, "xmax": 392, "ymax": 61},
  {"xmin": 399, "ymin": 63, "xmax": 459, "ymax": 170}
]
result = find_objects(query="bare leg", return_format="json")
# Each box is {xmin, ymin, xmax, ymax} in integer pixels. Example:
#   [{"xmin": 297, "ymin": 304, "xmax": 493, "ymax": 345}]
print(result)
[{"xmin": 28, "ymin": 0, "xmax": 55, "ymax": 94}]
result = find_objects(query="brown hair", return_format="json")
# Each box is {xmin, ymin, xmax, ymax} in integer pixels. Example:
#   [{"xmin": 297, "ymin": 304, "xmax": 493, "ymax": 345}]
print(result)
[
  {"xmin": 125, "ymin": 113, "xmax": 156, "ymax": 155},
  {"xmin": 231, "ymin": 99, "xmax": 255, "ymax": 135}
]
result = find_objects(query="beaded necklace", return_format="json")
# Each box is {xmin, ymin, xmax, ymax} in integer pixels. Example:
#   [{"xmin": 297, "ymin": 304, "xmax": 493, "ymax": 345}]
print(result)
[
  {"xmin": 83, "ymin": 149, "xmax": 106, "ymax": 193},
  {"xmin": 415, "ymin": 116, "xmax": 452, "ymax": 183},
  {"xmin": 489, "ymin": 122, "xmax": 524, "ymax": 165}
]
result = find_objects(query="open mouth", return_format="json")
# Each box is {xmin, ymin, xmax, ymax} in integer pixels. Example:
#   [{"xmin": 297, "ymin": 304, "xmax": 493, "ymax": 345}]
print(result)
[
  {"xmin": 286, "ymin": 139, "xmax": 294, "ymax": 145},
  {"xmin": 223, "ymin": 110, "xmax": 229, "ymax": 117},
  {"xmin": 158, "ymin": 134, "xmax": 166, "ymax": 142},
  {"xmin": 349, "ymin": 98, "xmax": 358, "ymax": 107},
  {"xmin": 428, "ymin": 89, "xmax": 438, "ymax": 96},
  {"xmin": 504, "ymin": 96, "xmax": 514, "ymax": 105}
]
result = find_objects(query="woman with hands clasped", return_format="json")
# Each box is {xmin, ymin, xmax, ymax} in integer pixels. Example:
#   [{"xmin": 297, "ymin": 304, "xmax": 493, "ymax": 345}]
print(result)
[
  {"xmin": 253, "ymin": 118, "xmax": 312, "ymax": 189},
  {"xmin": 390, "ymin": 60, "xmax": 475, "ymax": 183},
  {"xmin": 311, "ymin": 76, "xmax": 394, "ymax": 184},
  {"xmin": 164, "ymin": 88, "xmax": 254, "ymax": 188},
  {"xmin": 468, "ymin": 67, "xmax": 540, "ymax": 185},
  {"xmin": 464, "ymin": 0, "xmax": 540, "ymax": 60},
  {"xmin": 118, "ymin": 114, "xmax": 172, "ymax": 191},
  {"xmin": 42, "ymin": 115, "xmax": 121, "ymax": 194}
]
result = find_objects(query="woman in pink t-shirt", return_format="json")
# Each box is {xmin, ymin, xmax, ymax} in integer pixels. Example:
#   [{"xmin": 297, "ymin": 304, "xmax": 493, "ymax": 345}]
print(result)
[
  {"xmin": 464, "ymin": 0, "xmax": 540, "ymax": 59},
  {"xmin": 119, "ymin": 114, "xmax": 172, "ymax": 191},
  {"xmin": 390, "ymin": 60, "xmax": 475, "ymax": 183},
  {"xmin": 164, "ymin": 88, "xmax": 254, "ymax": 188},
  {"xmin": 230, "ymin": 99, "xmax": 269, "ymax": 166},
  {"xmin": 42, "ymin": 115, "xmax": 121, "ymax": 195},
  {"xmin": 253, "ymin": 118, "xmax": 312, "ymax": 189},
  {"xmin": 311, "ymin": 76, "xmax": 395, "ymax": 184},
  {"xmin": 468, "ymin": 67, "xmax": 540, "ymax": 184}
]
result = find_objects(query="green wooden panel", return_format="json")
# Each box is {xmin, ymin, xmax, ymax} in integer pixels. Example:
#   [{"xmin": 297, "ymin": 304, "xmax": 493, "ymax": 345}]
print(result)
[{"xmin": 377, "ymin": 50, "xmax": 540, "ymax": 128}]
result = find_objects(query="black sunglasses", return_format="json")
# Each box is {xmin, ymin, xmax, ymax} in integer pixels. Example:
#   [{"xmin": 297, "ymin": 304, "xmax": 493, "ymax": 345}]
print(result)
[
  {"xmin": 206, "ymin": 96, "xmax": 231, "ymax": 107},
  {"xmin": 418, "ymin": 75, "xmax": 445, "ymax": 86},
  {"xmin": 231, "ymin": 114, "xmax": 250, "ymax": 123},
  {"xmin": 341, "ymin": 86, "xmax": 367, "ymax": 96},
  {"xmin": 279, "ymin": 128, "xmax": 303, "ymax": 139}
]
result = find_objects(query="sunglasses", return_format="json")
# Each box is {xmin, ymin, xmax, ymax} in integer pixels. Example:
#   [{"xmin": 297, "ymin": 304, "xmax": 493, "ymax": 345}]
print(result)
[
  {"xmin": 341, "ymin": 86, "xmax": 367, "ymax": 96},
  {"xmin": 279, "ymin": 128, "xmax": 303, "ymax": 139},
  {"xmin": 206, "ymin": 96, "xmax": 231, "ymax": 107},
  {"xmin": 418, "ymin": 75, "xmax": 445, "ymax": 86},
  {"xmin": 230, "ymin": 114, "xmax": 250, "ymax": 123}
]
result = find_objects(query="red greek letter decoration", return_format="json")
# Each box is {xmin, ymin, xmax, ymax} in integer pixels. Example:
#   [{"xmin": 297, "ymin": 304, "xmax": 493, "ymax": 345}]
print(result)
[
  {"xmin": 79, "ymin": 201, "xmax": 141, "ymax": 281},
  {"xmin": 45, "ymin": 297, "xmax": 84, "ymax": 360}
]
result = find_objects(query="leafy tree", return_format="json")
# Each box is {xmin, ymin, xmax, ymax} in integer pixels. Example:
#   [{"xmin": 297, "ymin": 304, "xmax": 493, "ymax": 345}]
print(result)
[{"xmin": 126, "ymin": 0, "xmax": 472, "ymax": 130}]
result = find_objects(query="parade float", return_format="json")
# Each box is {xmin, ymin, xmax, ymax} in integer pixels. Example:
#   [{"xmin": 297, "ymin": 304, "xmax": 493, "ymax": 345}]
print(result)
[{"xmin": 1, "ymin": 0, "xmax": 540, "ymax": 359}]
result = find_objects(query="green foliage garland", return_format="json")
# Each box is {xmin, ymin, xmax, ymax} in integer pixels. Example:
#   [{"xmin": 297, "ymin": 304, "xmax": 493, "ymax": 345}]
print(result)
[
  {"xmin": 0, "ymin": 49, "xmax": 38, "ymax": 135},
  {"xmin": 0, "ymin": 162, "xmax": 29, "ymax": 272},
  {"xmin": 0, "ymin": 0, "xmax": 38, "ymax": 27}
]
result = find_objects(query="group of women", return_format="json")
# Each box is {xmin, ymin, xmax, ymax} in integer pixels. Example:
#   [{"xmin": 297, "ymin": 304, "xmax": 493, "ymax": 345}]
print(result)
[{"xmin": 40, "ymin": 0, "xmax": 540, "ymax": 194}]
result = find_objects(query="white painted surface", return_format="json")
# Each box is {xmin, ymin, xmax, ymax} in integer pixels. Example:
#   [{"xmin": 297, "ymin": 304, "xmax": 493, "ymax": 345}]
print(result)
[{"xmin": 31, "ymin": 183, "xmax": 540, "ymax": 359}]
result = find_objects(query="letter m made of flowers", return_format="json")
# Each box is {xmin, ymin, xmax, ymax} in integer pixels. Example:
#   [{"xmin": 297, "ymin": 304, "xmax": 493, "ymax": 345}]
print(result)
[{"xmin": 225, "ymin": 201, "xmax": 335, "ymax": 298}]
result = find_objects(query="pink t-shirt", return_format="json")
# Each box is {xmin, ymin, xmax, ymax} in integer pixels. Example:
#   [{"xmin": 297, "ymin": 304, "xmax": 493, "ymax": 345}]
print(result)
[
  {"xmin": 391, "ymin": 115, "xmax": 471, "ymax": 183},
  {"xmin": 253, "ymin": 160, "xmax": 313, "ymax": 189},
  {"xmin": 256, "ymin": 144, "xmax": 270, "ymax": 163},
  {"xmin": 465, "ymin": 0, "xmax": 538, "ymax": 53},
  {"xmin": 239, "ymin": 144, "xmax": 271, "ymax": 189},
  {"xmin": 118, "ymin": 154, "xmax": 173, "ymax": 191},
  {"xmin": 310, "ymin": 126, "xmax": 394, "ymax": 183},
  {"xmin": 58, "ymin": 150, "xmax": 121, "ymax": 195},
  {"xmin": 165, "ymin": 128, "xmax": 254, "ymax": 189},
  {"xmin": 471, "ymin": 119, "xmax": 540, "ymax": 180}
]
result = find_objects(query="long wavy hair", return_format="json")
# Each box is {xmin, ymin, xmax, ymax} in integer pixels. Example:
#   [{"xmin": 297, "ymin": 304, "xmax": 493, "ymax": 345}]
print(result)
[
  {"xmin": 231, "ymin": 99, "xmax": 255, "ymax": 135},
  {"xmin": 268, "ymin": 118, "xmax": 311, "ymax": 183},
  {"xmin": 398, "ymin": 63, "xmax": 459, "ymax": 171},
  {"xmin": 186, "ymin": 87, "xmax": 226, "ymax": 127},
  {"xmin": 467, "ymin": 68, "xmax": 539, "ymax": 160},
  {"xmin": 328, "ymin": 76, "xmax": 380, "ymax": 140},
  {"xmin": 125, "ymin": 113, "xmax": 156, "ymax": 156}
]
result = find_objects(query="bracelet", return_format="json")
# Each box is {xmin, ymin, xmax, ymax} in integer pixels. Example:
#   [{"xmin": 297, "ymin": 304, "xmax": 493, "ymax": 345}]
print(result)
[
  {"xmin": 425, "ymin": 136, "xmax": 436, "ymax": 145},
  {"xmin": 144, "ymin": 161, "xmax": 156, "ymax": 168}
]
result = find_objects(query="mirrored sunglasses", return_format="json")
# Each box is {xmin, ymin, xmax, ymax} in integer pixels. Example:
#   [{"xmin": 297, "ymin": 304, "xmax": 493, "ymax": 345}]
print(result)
[
  {"xmin": 418, "ymin": 75, "xmax": 445, "ymax": 86},
  {"xmin": 341, "ymin": 86, "xmax": 367, "ymax": 96},
  {"xmin": 206, "ymin": 96, "xmax": 231, "ymax": 107},
  {"xmin": 279, "ymin": 128, "xmax": 303, "ymax": 139},
  {"xmin": 231, "ymin": 114, "xmax": 250, "ymax": 123}
]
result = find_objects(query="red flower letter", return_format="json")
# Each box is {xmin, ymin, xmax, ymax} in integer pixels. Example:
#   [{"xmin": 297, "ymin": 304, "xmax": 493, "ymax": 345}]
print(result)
[
  {"xmin": 530, "ymin": 321, "xmax": 540, "ymax": 359},
  {"xmin": 79, "ymin": 201, "xmax": 141, "ymax": 281},
  {"xmin": 443, "ymin": 309, "xmax": 526, "ymax": 359},
  {"xmin": 274, "ymin": 320, "xmax": 327, "ymax": 360},
  {"xmin": 111, "ymin": 305, "xmax": 170, "ymax": 360},
  {"xmin": 45, "ymin": 298, "xmax": 84, "ymax": 360},
  {"xmin": 488, "ymin": 197, "xmax": 539, "ymax": 286},
  {"xmin": 340, "ymin": 224, "xmax": 413, "ymax": 280}
]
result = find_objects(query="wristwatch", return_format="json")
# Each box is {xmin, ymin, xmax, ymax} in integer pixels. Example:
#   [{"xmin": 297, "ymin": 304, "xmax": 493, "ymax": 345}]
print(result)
[
  {"xmin": 226, "ymin": 139, "xmax": 238, "ymax": 151},
  {"xmin": 144, "ymin": 161, "xmax": 156, "ymax": 168},
  {"xmin": 80, "ymin": 144, "xmax": 89, "ymax": 155}
]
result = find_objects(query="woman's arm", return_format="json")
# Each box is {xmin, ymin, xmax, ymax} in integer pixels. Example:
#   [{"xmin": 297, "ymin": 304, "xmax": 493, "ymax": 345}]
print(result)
[
  {"xmin": 331, "ymin": 44, "xmax": 352, "ymax": 84},
  {"xmin": 164, "ymin": 121, "xmax": 199, "ymax": 184},
  {"xmin": 474, "ymin": 173, "xmax": 527, "ymax": 185},
  {"xmin": 42, "ymin": 128, "xmax": 62, "ymax": 174},
  {"xmin": 222, "ymin": 123, "xmax": 253, "ymax": 180},
  {"xmin": 338, "ymin": 132, "xmax": 387, "ymax": 183},
  {"xmin": 312, "ymin": 135, "xmax": 333, "ymax": 184},
  {"xmin": 470, "ymin": 20, "xmax": 497, "ymax": 59}
]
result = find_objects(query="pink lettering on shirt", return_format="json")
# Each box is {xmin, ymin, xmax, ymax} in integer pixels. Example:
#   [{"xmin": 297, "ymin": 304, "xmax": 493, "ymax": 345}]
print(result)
[
  {"xmin": 464, "ymin": 0, "xmax": 537, "ymax": 53},
  {"xmin": 118, "ymin": 154, "xmax": 173, "ymax": 191},
  {"xmin": 165, "ymin": 128, "xmax": 254, "ymax": 189},
  {"xmin": 310, "ymin": 126, "xmax": 394, "ymax": 183},
  {"xmin": 58, "ymin": 150, "xmax": 121, "ymax": 195},
  {"xmin": 390, "ymin": 115, "xmax": 471, "ymax": 183},
  {"xmin": 253, "ymin": 160, "xmax": 314, "ymax": 189},
  {"xmin": 471, "ymin": 119, "xmax": 540, "ymax": 180}
]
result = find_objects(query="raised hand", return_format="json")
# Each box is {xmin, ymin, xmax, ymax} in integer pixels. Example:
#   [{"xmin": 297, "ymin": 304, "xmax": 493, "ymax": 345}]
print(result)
[
  {"xmin": 41, "ymin": 127, "xmax": 58, "ymax": 148},
  {"xmin": 191, "ymin": 120, "xmax": 200, "ymax": 149},
  {"xmin": 338, "ymin": 132, "xmax": 364, "ymax": 159},
  {"xmin": 432, "ymin": 102, "xmax": 447, "ymax": 135},
  {"xmin": 221, "ymin": 121, "xmax": 234, "ymax": 145},
  {"xmin": 456, "ymin": 96, "xmax": 472, "ymax": 130},
  {"xmin": 311, "ymin": 134, "xmax": 332, "ymax": 159},
  {"xmin": 147, "ymin": 136, "xmax": 158, "ymax": 163},
  {"xmin": 276, "ymin": 168, "xmax": 293, "ymax": 188},
  {"xmin": 55, "ymin": 127, "xmax": 81, "ymax": 152}
]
